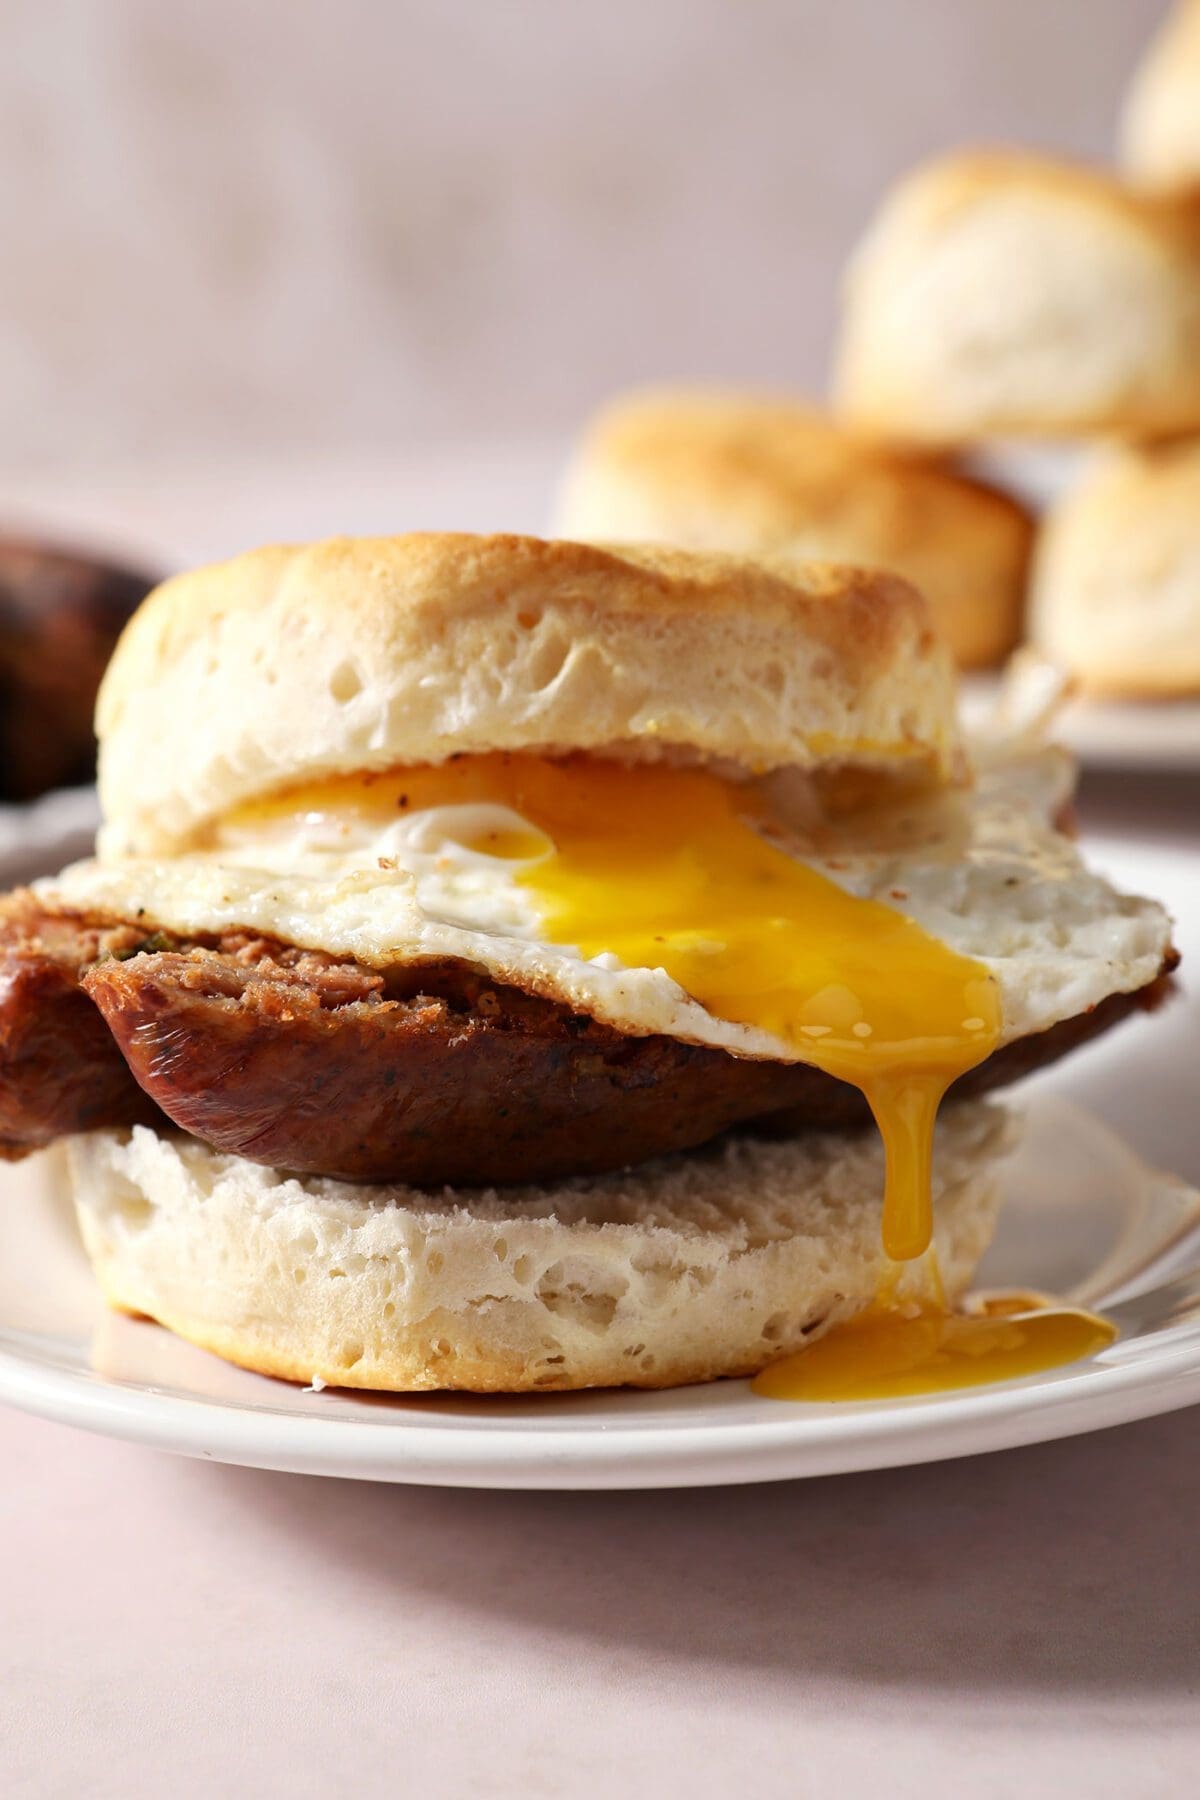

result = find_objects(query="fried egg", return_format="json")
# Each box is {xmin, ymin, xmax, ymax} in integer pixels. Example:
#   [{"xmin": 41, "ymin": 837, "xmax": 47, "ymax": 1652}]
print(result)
[{"xmin": 43, "ymin": 744, "xmax": 1172, "ymax": 1269}]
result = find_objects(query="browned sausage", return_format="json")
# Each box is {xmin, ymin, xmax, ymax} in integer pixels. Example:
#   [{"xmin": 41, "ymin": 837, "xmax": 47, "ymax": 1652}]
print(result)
[
  {"xmin": 0, "ymin": 901, "xmax": 165, "ymax": 1155},
  {"xmin": 0, "ymin": 541, "xmax": 157, "ymax": 800},
  {"xmin": 0, "ymin": 893, "xmax": 1179, "ymax": 1182},
  {"xmin": 82, "ymin": 944, "xmax": 849, "ymax": 1183},
  {"xmin": 83, "ymin": 940, "xmax": 1177, "ymax": 1185}
]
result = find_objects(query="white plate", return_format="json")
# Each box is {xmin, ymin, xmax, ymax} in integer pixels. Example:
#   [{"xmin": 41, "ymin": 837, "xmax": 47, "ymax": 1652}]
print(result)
[
  {"xmin": 960, "ymin": 675, "xmax": 1200, "ymax": 771},
  {"xmin": 0, "ymin": 785, "xmax": 98, "ymax": 875},
  {"xmin": 966, "ymin": 442, "xmax": 1091, "ymax": 511},
  {"xmin": 1, "ymin": 1097, "xmax": 1199, "ymax": 1489}
]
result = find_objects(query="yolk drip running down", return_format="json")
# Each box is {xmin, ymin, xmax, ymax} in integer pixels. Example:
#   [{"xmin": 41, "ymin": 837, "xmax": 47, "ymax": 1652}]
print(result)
[
  {"xmin": 289, "ymin": 753, "xmax": 1001, "ymax": 1263},
  {"xmin": 241, "ymin": 754, "xmax": 1115, "ymax": 1398},
  {"xmin": 512, "ymin": 760, "xmax": 1002, "ymax": 1265}
]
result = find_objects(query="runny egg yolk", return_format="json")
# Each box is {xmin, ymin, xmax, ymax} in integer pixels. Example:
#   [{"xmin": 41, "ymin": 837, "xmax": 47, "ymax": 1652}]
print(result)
[
  {"xmin": 518, "ymin": 761, "xmax": 1001, "ymax": 1265},
  {"xmin": 239, "ymin": 753, "xmax": 1115, "ymax": 1397},
  {"xmin": 298, "ymin": 752, "xmax": 1002, "ymax": 1263}
]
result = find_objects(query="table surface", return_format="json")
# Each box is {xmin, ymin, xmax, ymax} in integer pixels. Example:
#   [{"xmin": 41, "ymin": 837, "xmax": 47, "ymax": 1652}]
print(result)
[{"xmin": 2, "ymin": 465, "xmax": 1198, "ymax": 1798}]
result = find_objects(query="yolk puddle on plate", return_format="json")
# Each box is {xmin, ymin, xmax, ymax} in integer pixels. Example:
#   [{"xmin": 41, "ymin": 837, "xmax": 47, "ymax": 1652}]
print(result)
[
  {"xmin": 237, "ymin": 753, "xmax": 1115, "ymax": 1397},
  {"xmin": 751, "ymin": 1291, "xmax": 1116, "ymax": 1401}
]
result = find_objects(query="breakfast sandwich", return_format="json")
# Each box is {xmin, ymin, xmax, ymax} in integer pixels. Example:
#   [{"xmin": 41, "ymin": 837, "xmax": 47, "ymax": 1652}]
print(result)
[
  {"xmin": 0, "ymin": 534, "xmax": 1176, "ymax": 1391},
  {"xmin": 556, "ymin": 389, "xmax": 1033, "ymax": 670}
]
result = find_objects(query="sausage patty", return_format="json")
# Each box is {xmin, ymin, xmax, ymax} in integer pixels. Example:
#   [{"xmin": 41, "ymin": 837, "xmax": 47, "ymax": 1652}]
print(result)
[
  {"xmin": 0, "ymin": 893, "xmax": 1177, "ymax": 1184},
  {"xmin": 0, "ymin": 904, "xmax": 168, "ymax": 1157}
]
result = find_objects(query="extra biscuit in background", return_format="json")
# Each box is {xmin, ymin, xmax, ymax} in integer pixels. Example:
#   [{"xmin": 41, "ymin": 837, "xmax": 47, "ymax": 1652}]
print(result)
[
  {"xmin": 832, "ymin": 150, "xmax": 1200, "ymax": 446},
  {"xmin": 556, "ymin": 390, "xmax": 1033, "ymax": 670},
  {"xmin": 1032, "ymin": 439, "xmax": 1200, "ymax": 698},
  {"xmin": 1121, "ymin": 0, "xmax": 1200, "ymax": 191}
]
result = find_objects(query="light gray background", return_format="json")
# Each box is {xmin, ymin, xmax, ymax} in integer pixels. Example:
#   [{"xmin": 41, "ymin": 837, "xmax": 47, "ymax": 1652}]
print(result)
[{"xmin": 2, "ymin": 0, "xmax": 1162, "ymax": 469}]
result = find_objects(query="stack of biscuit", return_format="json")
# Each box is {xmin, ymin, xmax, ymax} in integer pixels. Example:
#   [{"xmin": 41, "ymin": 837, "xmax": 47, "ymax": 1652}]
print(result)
[
  {"xmin": 829, "ymin": 0, "xmax": 1200, "ymax": 704},
  {"xmin": 557, "ymin": 393, "xmax": 1032, "ymax": 672},
  {"xmin": 560, "ymin": 3, "xmax": 1200, "ymax": 704}
]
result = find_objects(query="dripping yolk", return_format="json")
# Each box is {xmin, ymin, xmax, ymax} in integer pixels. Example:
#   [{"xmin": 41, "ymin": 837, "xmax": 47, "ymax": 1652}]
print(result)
[
  {"xmin": 508, "ymin": 759, "xmax": 1002, "ymax": 1263},
  {"xmin": 265, "ymin": 753, "xmax": 1002, "ymax": 1264}
]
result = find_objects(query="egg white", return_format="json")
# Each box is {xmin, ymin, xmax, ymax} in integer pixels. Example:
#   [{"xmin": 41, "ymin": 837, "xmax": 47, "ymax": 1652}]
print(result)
[{"xmin": 40, "ymin": 746, "xmax": 1172, "ymax": 1060}]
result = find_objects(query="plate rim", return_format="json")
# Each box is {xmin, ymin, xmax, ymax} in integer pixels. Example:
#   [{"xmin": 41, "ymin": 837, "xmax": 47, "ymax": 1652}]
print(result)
[
  {"xmin": 4, "ymin": 1318, "xmax": 1200, "ymax": 1490},
  {"xmin": 958, "ymin": 676, "xmax": 1200, "ymax": 770}
]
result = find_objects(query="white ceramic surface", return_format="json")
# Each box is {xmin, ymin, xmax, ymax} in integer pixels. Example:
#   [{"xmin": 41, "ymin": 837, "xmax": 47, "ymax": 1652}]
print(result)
[
  {"xmin": 960, "ymin": 676, "xmax": 1200, "ymax": 770},
  {"xmin": 0, "ymin": 785, "xmax": 98, "ymax": 873},
  {"xmin": 966, "ymin": 442, "xmax": 1092, "ymax": 512}
]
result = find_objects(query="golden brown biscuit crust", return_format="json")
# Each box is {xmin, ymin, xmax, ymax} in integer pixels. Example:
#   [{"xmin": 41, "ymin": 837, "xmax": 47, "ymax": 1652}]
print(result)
[
  {"xmin": 558, "ymin": 390, "xmax": 1033, "ymax": 667},
  {"xmin": 97, "ymin": 532, "xmax": 961, "ymax": 854}
]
